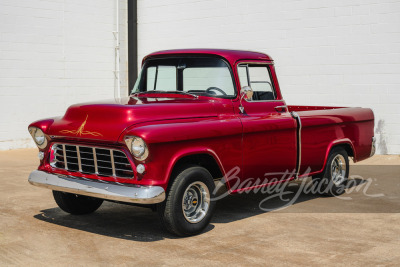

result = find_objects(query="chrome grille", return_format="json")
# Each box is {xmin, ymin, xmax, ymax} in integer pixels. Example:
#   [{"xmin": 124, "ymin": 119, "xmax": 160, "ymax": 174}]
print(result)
[{"xmin": 50, "ymin": 144, "xmax": 134, "ymax": 178}]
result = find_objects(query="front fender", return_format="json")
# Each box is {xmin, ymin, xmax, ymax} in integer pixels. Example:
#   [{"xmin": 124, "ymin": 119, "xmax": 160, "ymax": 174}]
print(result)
[
  {"xmin": 120, "ymin": 117, "xmax": 243, "ymax": 189},
  {"xmin": 165, "ymin": 146, "xmax": 227, "ymax": 184},
  {"xmin": 28, "ymin": 118, "xmax": 58, "ymax": 134}
]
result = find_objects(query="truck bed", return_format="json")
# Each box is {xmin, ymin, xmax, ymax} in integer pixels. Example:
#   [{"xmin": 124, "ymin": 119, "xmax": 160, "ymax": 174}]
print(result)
[{"xmin": 287, "ymin": 105, "xmax": 374, "ymax": 177}]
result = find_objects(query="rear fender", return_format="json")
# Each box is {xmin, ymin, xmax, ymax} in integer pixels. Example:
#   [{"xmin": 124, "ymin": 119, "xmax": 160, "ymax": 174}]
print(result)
[{"xmin": 301, "ymin": 138, "xmax": 355, "ymax": 178}]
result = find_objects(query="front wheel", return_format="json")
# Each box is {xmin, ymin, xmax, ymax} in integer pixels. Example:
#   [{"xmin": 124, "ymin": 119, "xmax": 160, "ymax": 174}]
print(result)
[
  {"xmin": 157, "ymin": 166, "xmax": 216, "ymax": 236},
  {"xmin": 53, "ymin": 191, "xmax": 103, "ymax": 215},
  {"xmin": 312, "ymin": 147, "xmax": 349, "ymax": 196}
]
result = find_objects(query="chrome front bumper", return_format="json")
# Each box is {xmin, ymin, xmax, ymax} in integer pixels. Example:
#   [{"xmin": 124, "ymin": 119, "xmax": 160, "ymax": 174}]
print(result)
[{"xmin": 28, "ymin": 170, "xmax": 165, "ymax": 204}]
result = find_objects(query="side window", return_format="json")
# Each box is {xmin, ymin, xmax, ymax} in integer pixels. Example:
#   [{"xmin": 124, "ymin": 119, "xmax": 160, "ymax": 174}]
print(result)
[
  {"xmin": 146, "ymin": 66, "xmax": 177, "ymax": 91},
  {"xmin": 238, "ymin": 64, "xmax": 275, "ymax": 101},
  {"xmin": 237, "ymin": 65, "xmax": 248, "ymax": 86}
]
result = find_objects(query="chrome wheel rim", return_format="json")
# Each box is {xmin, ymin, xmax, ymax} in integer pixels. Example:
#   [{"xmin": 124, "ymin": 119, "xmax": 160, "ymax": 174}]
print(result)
[
  {"xmin": 331, "ymin": 154, "xmax": 347, "ymax": 186},
  {"xmin": 182, "ymin": 182, "xmax": 210, "ymax": 224}
]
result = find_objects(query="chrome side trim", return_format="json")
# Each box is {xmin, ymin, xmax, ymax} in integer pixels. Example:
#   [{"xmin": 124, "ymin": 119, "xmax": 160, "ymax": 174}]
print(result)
[
  {"xmin": 291, "ymin": 111, "xmax": 302, "ymax": 179},
  {"xmin": 28, "ymin": 170, "xmax": 165, "ymax": 204}
]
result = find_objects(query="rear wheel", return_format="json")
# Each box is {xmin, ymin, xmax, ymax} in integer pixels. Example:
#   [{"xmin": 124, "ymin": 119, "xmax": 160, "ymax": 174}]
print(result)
[
  {"xmin": 312, "ymin": 147, "xmax": 349, "ymax": 196},
  {"xmin": 53, "ymin": 191, "xmax": 103, "ymax": 215},
  {"xmin": 157, "ymin": 166, "xmax": 216, "ymax": 236}
]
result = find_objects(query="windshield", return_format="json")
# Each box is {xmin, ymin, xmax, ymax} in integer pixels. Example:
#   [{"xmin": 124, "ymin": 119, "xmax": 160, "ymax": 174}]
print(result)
[{"xmin": 132, "ymin": 57, "xmax": 236, "ymax": 98}]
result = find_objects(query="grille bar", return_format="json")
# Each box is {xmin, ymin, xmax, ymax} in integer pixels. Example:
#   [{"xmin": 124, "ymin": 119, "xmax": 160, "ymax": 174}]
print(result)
[
  {"xmin": 76, "ymin": 146, "xmax": 82, "ymax": 172},
  {"xmin": 92, "ymin": 147, "xmax": 98, "ymax": 174},
  {"xmin": 62, "ymin": 144, "xmax": 68, "ymax": 169},
  {"xmin": 110, "ymin": 150, "xmax": 116, "ymax": 177},
  {"xmin": 50, "ymin": 144, "xmax": 134, "ymax": 179}
]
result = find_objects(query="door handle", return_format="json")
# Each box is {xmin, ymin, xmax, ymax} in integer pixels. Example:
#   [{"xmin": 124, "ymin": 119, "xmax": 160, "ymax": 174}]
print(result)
[{"xmin": 274, "ymin": 105, "xmax": 287, "ymax": 112}]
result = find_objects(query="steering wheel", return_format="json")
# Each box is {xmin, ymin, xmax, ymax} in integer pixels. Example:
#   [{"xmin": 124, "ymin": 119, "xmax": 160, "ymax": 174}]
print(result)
[{"xmin": 206, "ymin": 87, "xmax": 227, "ymax": 96}]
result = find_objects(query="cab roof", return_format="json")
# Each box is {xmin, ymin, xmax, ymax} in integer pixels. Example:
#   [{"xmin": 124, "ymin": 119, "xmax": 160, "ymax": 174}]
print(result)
[{"xmin": 143, "ymin": 49, "xmax": 273, "ymax": 65}]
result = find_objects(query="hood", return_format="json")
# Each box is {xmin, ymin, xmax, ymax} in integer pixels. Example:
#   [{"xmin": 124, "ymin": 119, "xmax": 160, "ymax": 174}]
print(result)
[{"xmin": 48, "ymin": 96, "xmax": 218, "ymax": 142}]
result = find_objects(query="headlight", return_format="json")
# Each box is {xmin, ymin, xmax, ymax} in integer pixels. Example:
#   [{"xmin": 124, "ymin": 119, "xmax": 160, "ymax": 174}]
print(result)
[
  {"xmin": 125, "ymin": 136, "xmax": 149, "ymax": 160},
  {"xmin": 28, "ymin": 127, "xmax": 48, "ymax": 149},
  {"xmin": 131, "ymin": 138, "xmax": 145, "ymax": 157}
]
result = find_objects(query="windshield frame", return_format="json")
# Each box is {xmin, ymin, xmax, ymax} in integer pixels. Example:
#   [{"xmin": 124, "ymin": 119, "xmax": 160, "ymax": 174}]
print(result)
[{"xmin": 131, "ymin": 55, "xmax": 238, "ymax": 99}]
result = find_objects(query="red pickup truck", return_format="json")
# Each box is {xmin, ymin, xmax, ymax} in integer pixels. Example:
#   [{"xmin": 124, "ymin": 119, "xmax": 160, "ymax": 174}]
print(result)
[{"xmin": 28, "ymin": 49, "xmax": 375, "ymax": 236}]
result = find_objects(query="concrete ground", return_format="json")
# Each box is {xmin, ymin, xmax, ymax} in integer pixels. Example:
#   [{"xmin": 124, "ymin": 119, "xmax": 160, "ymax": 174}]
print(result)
[{"xmin": 0, "ymin": 149, "xmax": 399, "ymax": 266}]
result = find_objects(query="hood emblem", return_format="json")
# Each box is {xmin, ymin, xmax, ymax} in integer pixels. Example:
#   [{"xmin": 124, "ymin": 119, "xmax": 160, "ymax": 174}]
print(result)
[{"xmin": 60, "ymin": 115, "xmax": 103, "ymax": 137}]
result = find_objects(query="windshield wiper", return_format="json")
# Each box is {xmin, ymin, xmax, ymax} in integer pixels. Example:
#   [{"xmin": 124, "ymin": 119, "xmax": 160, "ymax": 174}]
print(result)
[
  {"xmin": 131, "ymin": 90, "xmax": 163, "ymax": 97},
  {"xmin": 131, "ymin": 90, "xmax": 198, "ymax": 99},
  {"xmin": 164, "ymin": 91, "xmax": 199, "ymax": 99}
]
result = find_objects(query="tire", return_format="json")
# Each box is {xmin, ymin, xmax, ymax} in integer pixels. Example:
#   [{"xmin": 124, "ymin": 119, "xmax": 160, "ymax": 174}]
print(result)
[
  {"xmin": 53, "ymin": 191, "xmax": 103, "ymax": 215},
  {"xmin": 157, "ymin": 166, "xmax": 216, "ymax": 236},
  {"xmin": 312, "ymin": 147, "xmax": 349, "ymax": 196}
]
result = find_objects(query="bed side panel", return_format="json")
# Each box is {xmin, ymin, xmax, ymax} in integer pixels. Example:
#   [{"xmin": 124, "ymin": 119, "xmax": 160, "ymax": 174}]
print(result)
[{"xmin": 297, "ymin": 107, "xmax": 374, "ymax": 176}]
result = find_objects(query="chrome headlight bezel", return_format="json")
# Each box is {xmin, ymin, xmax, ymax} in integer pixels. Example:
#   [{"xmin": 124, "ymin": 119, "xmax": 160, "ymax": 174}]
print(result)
[
  {"xmin": 124, "ymin": 136, "xmax": 149, "ymax": 161},
  {"xmin": 28, "ymin": 127, "xmax": 48, "ymax": 149}
]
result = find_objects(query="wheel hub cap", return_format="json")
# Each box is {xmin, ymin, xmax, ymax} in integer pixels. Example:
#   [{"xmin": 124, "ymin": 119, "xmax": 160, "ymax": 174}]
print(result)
[
  {"xmin": 331, "ymin": 154, "xmax": 347, "ymax": 186},
  {"xmin": 182, "ymin": 182, "xmax": 210, "ymax": 224}
]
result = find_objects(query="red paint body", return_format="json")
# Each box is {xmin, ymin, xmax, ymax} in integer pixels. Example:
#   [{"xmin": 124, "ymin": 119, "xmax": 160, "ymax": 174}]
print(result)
[{"xmin": 29, "ymin": 49, "xmax": 375, "ymax": 193}]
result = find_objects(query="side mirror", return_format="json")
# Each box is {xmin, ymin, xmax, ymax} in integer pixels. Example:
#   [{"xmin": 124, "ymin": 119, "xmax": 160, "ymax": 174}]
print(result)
[
  {"xmin": 241, "ymin": 86, "xmax": 253, "ymax": 101},
  {"xmin": 239, "ymin": 86, "xmax": 253, "ymax": 114}
]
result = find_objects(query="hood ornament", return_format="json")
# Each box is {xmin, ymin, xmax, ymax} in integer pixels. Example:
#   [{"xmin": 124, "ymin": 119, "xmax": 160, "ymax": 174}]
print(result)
[{"xmin": 60, "ymin": 115, "xmax": 103, "ymax": 137}]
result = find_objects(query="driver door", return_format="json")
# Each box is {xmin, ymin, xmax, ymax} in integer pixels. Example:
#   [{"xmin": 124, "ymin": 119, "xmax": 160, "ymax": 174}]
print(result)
[{"xmin": 235, "ymin": 62, "xmax": 297, "ymax": 190}]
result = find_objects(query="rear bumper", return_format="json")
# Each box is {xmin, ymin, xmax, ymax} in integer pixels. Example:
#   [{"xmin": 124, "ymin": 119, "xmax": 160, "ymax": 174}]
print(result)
[
  {"xmin": 370, "ymin": 136, "xmax": 376, "ymax": 157},
  {"xmin": 28, "ymin": 170, "xmax": 165, "ymax": 204}
]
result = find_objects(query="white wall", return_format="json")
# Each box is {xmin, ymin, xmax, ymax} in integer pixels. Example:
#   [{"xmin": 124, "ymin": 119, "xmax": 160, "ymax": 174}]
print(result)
[
  {"xmin": 137, "ymin": 0, "xmax": 400, "ymax": 154},
  {"xmin": 0, "ymin": 0, "xmax": 128, "ymax": 150}
]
